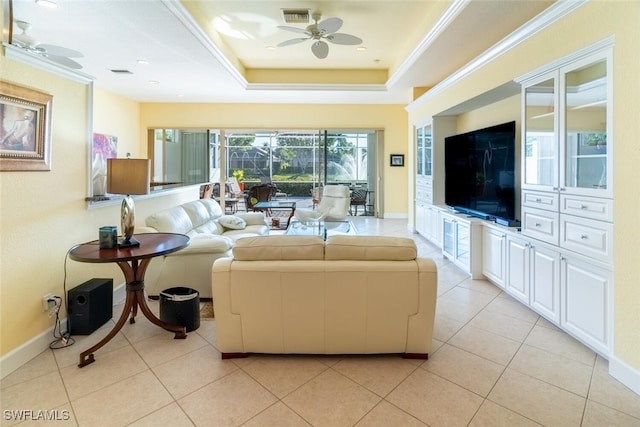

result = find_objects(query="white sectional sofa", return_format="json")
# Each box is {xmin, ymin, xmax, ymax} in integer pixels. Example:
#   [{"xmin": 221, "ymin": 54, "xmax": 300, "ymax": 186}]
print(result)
[
  {"xmin": 212, "ymin": 235, "xmax": 437, "ymax": 359},
  {"xmin": 142, "ymin": 198, "xmax": 269, "ymax": 298}
]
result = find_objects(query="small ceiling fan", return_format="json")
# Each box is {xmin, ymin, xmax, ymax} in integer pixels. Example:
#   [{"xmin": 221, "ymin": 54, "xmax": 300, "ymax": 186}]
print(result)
[
  {"xmin": 277, "ymin": 12, "xmax": 363, "ymax": 59},
  {"xmin": 11, "ymin": 20, "xmax": 84, "ymax": 69}
]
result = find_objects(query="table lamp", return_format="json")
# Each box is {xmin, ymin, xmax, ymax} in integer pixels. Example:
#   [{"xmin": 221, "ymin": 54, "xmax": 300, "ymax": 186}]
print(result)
[{"xmin": 107, "ymin": 158, "xmax": 150, "ymax": 247}]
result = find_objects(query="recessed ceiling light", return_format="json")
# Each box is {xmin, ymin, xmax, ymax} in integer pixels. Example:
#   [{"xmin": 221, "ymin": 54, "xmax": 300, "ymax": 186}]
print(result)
[
  {"xmin": 356, "ymin": 46, "xmax": 367, "ymax": 52},
  {"xmin": 36, "ymin": 0, "xmax": 58, "ymax": 8},
  {"xmin": 137, "ymin": 59, "xmax": 149, "ymax": 65},
  {"xmin": 149, "ymin": 80, "xmax": 160, "ymax": 86},
  {"xmin": 266, "ymin": 46, "xmax": 276, "ymax": 51}
]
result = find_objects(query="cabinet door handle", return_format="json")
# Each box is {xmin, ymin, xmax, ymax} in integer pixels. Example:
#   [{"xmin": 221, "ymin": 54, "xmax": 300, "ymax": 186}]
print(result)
[
  {"xmin": 535, "ymin": 223, "xmax": 542, "ymax": 227},
  {"xmin": 535, "ymin": 198, "xmax": 542, "ymax": 202},
  {"xmin": 580, "ymin": 204, "xmax": 588, "ymax": 209},
  {"xmin": 580, "ymin": 234, "xmax": 589, "ymax": 239}
]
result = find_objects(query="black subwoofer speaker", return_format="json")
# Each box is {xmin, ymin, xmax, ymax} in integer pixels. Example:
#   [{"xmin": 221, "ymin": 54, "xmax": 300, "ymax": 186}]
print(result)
[{"xmin": 68, "ymin": 278, "xmax": 113, "ymax": 335}]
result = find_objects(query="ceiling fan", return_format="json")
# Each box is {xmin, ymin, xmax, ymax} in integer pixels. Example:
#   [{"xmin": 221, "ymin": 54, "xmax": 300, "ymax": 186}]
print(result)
[
  {"xmin": 11, "ymin": 20, "xmax": 84, "ymax": 69},
  {"xmin": 277, "ymin": 12, "xmax": 363, "ymax": 59}
]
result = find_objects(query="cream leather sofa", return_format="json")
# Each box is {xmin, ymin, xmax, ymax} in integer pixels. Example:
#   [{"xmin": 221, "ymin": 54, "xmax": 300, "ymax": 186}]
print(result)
[
  {"xmin": 212, "ymin": 235, "xmax": 437, "ymax": 359},
  {"xmin": 142, "ymin": 198, "xmax": 269, "ymax": 298}
]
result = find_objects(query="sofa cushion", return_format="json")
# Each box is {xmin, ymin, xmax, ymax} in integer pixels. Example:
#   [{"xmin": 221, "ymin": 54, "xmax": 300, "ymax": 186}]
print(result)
[
  {"xmin": 218, "ymin": 215, "xmax": 247, "ymax": 230},
  {"xmin": 182, "ymin": 199, "xmax": 222, "ymax": 228},
  {"xmin": 145, "ymin": 206, "xmax": 194, "ymax": 235},
  {"xmin": 168, "ymin": 234, "xmax": 233, "ymax": 255},
  {"xmin": 233, "ymin": 236, "xmax": 325, "ymax": 260},
  {"xmin": 325, "ymin": 235, "xmax": 417, "ymax": 261}
]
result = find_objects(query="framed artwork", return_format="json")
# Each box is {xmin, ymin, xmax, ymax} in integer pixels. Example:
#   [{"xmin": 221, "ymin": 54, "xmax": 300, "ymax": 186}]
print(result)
[
  {"xmin": 0, "ymin": 81, "xmax": 53, "ymax": 171},
  {"xmin": 390, "ymin": 154, "xmax": 405, "ymax": 167}
]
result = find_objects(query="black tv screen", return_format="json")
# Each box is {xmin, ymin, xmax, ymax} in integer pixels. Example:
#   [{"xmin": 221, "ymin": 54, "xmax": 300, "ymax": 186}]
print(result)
[{"xmin": 444, "ymin": 121, "xmax": 516, "ymax": 221}]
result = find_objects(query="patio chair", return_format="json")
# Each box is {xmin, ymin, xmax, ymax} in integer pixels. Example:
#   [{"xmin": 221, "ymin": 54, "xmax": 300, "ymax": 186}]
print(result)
[
  {"xmin": 295, "ymin": 185, "xmax": 350, "ymax": 222},
  {"xmin": 245, "ymin": 184, "xmax": 276, "ymax": 212},
  {"xmin": 350, "ymin": 189, "xmax": 368, "ymax": 215}
]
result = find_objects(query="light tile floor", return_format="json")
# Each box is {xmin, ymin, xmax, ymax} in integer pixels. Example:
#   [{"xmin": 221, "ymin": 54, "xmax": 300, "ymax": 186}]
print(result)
[{"xmin": 2, "ymin": 218, "xmax": 640, "ymax": 426}]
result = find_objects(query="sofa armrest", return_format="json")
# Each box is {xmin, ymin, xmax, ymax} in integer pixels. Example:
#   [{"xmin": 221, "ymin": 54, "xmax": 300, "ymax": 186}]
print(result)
[{"xmin": 234, "ymin": 212, "xmax": 267, "ymax": 226}]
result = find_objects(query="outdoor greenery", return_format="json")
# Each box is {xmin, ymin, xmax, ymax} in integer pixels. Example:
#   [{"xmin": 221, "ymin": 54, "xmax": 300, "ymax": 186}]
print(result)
[{"xmin": 225, "ymin": 132, "xmax": 368, "ymax": 184}]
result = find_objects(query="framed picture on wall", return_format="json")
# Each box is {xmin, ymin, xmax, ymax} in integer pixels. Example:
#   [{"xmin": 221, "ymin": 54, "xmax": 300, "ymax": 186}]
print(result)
[
  {"xmin": 390, "ymin": 154, "xmax": 405, "ymax": 167},
  {"xmin": 0, "ymin": 81, "xmax": 53, "ymax": 171}
]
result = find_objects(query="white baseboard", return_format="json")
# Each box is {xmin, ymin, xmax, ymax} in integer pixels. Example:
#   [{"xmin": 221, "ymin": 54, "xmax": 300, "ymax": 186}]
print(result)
[
  {"xmin": 383, "ymin": 213, "xmax": 409, "ymax": 219},
  {"xmin": 609, "ymin": 354, "xmax": 640, "ymax": 396},
  {"xmin": 0, "ymin": 282, "xmax": 126, "ymax": 380}
]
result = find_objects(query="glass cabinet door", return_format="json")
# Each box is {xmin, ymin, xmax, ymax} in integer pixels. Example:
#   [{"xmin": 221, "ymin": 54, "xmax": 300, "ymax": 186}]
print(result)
[
  {"xmin": 416, "ymin": 126, "xmax": 424, "ymax": 176},
  {"xmin": 562, "ymin": 57, "xmax": 609, "ymax": 194},
  {"xmin": 523, "ymin": 75, "xmax": 558, "ymax": 189},
  {"xmin": 424, "ymin": 125, "xmax": 432, "ymax": 178}
]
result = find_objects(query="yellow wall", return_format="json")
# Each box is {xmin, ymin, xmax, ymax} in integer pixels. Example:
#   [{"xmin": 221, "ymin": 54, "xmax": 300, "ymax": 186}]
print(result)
[
  {"xmin": 93, "ymin": 88, "xmax": 143, "ymax": 157},
  {"xmin": 139, "ymin": 103, "xmax": 409, "ymax": 215},
  {"xmin": 0, "ymin": 59, "xmax": 198, "ymax": 358},
  {"xmin": 408, "ymin": 2, "xmax": 640, "ymax": 370}
]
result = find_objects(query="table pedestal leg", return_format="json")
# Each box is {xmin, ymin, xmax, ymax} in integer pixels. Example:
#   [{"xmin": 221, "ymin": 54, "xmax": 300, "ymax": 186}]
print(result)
[
  {"xmin": 78, "ymin": 259, "xmax": 187, "ymax": 367},
  {"xmin": 286, "ymin": 207, "xmax": 296, "ymax": 228}
]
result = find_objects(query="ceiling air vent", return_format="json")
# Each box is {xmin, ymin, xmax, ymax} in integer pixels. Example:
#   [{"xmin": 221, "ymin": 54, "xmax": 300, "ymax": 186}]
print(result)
[
  {"xmin": 281, "ymin": 8, "xmax": 310, "ymax": 24},
  {"xmin": 110, "ymin": 69, "xmax": 133, "ymax": 74}
]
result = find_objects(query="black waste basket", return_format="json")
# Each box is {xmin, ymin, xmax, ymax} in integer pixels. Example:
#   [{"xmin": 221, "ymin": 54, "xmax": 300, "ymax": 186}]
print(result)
[{"xmin": 159, "ymin": 287, "xmax": 200, "ymax": 332}]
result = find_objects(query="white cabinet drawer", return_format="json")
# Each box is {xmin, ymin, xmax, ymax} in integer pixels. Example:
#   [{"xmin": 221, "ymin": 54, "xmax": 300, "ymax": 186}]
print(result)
[
  {"xmin": 522, "ymin": 207, "xmax": 559, "ymax": 245},
  {"xmin": 560, "ymin": 215, "xmax": 613, "ymax": 262},
  {"xmin": 523, "ymin": 191, "xmax": 559, "ymax": 211},
  {"xmin": 561, "ymin": 195, "xmax": 612, "ymax": 222}
]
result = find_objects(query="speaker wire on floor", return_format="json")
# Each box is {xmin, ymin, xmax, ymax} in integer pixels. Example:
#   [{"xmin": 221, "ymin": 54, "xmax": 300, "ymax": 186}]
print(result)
[{"xmin": 49, "ymin": 249, "xmax": 75, "ymax": 350}]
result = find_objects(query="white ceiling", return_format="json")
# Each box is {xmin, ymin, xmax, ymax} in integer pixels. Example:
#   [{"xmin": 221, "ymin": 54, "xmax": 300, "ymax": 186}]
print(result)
[{"xmin": 6, "ymin": 0, "xmax": 554, "ymax": 104}]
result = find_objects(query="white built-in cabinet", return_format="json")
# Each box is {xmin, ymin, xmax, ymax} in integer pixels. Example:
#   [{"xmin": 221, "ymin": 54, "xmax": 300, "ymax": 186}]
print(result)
[
  {"xmin": 561, "ymin": 254, "xmax": 612, "ymax": 355},
  {"xmin": 482, "ymin": 227, "xmax": 506, "ymax": 288},
  {"xmin": 413, "ymin": 40, "xmax": 614, "ymax": 357},
  {"xmin": 501, "ymin": 231, "xmax": 561, "ymax": 325},
  {"xmin": 414, "ymin": 117, "xmax": 457, "ymax": 243},
  {"xmin": 441, "ymin": 211, "xmax": 483, "ymax": 278},
  {"xmin": 505, "ymin": 235, "xmax": 530, "ymax": 304},
  {"xmin": 517, "ymin": 43, "xmax": 613, "ymax": 355}
]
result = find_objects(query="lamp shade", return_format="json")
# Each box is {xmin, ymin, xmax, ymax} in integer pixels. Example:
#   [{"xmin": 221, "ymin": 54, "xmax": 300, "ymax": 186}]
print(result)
[{"xmin": 107, "ymin": 158, "xmax": 150, "ymax": 195}]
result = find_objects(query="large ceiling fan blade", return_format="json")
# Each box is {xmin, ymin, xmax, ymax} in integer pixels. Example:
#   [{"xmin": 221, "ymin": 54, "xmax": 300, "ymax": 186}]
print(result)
[
  {"xmin": 44, "ymin": 55, "xmax": 83, "ymax": 70},
  {"xmin": 277, "ymin": 37, "xmax": 309, "ymax": 47},
  {"xmin": 277, "ymin": 25, "xmax": 310, "ymax": 35},
  {"xmin": 317, "ymin": 17, "xmax": 342, "ymax": 34},
  {"xmin": 326, "ymin": 33, "xmax": 363, "ymax": 46},
  {"xmin": 39, "ymin": 44, "xmax": 83, "ymax": 58},
  {"xmin": 311, "ymin": 41, "xmax": 329, "ymax": 59}
]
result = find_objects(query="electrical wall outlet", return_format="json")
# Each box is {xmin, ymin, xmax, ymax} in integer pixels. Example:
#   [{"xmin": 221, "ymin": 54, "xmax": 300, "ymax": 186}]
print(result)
[{"xmin": 42, "ymin": 293, "xmax": 55, "ymax": 312}]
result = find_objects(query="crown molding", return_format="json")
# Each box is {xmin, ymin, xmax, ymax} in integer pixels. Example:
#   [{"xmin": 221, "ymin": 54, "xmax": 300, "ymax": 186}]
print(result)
[
  {"xmin": 406, "ymin": 0, "xmax": 588, "ymax": 112},
  {"xmin": 387, "ymin": 0, "xmax": 469, "ymax": 89},
  {"xmin": 162, "ymin": 0, "xmax": 248, "ymax": 89},
  {"xmin": 245, "ymin": 83, "xmax": 387, "ymax": 92}
]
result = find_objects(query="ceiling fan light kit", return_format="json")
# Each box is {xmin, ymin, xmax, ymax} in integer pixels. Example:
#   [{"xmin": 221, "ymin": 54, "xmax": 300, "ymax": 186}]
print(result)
[{"xmin": 277, "ymin": 11, "xmax": 362, "ymax": 59}]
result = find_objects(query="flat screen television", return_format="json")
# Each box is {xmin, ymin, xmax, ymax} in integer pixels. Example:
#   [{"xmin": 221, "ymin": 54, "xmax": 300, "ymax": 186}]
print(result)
[{"xmin": 444, "ymin": 121, "xmax": 516, "ymax": 222}]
